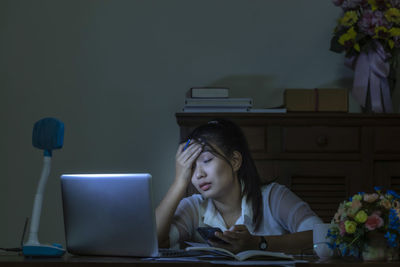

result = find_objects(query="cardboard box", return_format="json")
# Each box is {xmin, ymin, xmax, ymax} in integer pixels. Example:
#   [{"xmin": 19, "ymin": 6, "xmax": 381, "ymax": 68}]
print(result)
[{"xmin": 284, "ymin": 88, "xmax": 348, "ymax": 112}]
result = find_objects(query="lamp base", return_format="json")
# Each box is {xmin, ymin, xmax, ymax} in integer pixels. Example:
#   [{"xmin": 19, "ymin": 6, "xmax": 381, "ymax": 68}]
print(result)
[{"xmin": 22, "ymin": 243, "xmax": 65, "ymax": 257}]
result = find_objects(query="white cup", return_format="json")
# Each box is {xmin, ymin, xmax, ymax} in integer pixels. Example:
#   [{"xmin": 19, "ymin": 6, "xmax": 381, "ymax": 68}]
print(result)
[{"xmin": 313, "ymin": 223, "xmax": 334, "ymax": 259}]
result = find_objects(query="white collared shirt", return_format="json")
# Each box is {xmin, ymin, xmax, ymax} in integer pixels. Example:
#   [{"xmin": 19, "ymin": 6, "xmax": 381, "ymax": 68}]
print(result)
[{"xmin": 169, "ymin": 182, "xmax": 323, "ymax": 249}]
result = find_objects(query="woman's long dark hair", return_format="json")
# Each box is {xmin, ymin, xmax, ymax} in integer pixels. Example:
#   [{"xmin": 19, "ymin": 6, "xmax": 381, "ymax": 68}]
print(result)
[{"xmin": 188, "ymin": 118, "xmax": 263, "ymax": 230}]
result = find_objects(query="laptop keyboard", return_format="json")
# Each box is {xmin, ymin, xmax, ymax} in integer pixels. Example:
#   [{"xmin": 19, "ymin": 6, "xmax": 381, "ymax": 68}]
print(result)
[{"xmin": 158, "ymin": 248, "xmax": 203, "ymax": 257}]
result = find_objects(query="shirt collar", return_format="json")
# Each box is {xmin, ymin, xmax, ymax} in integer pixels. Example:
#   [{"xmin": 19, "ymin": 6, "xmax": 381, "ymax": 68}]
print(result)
[
  {"xmin": 201, "ymin": 192, "xmax": 255, "ymax": 232},
  {"xmin": 202, "ymin": 198, "xmax": 227, "ymax": 230},
  {"xmin": 237, "ymin": 193, "xmax": 255, "ymax": 232}
]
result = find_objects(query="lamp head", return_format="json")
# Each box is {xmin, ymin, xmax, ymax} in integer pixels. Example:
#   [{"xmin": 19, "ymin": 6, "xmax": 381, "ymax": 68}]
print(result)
[{"xmin": 32, "ymin": 117, "xmax": 64, "ymax": 156}]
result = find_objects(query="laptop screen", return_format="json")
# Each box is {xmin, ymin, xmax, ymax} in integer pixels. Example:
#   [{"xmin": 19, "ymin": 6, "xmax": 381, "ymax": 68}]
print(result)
[{"xmin": 60, "ymin": 173, "xmax": 158, "ymax": 257}]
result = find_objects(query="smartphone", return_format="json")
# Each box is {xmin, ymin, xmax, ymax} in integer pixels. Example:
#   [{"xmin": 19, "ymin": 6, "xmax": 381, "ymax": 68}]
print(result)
[{"xmin": 197, "ymin": 227, "xmax": 227, "ymax": 244}]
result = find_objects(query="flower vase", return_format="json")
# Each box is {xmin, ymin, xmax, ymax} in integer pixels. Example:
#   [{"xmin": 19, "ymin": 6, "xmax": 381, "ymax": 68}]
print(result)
[
  {"xmin": 362, "ymin": 231, "xmax": 386, "ymax": 261},
  {"xmin": 387, "ymin": 246, "xmax": 400, "ymax": 262},
  {"xmin": 362, "ymin": 231, "xmax": 399, "ymax": 262}
]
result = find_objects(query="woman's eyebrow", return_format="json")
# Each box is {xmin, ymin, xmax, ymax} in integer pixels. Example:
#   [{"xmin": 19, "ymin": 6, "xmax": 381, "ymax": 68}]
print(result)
[
  {"xmin": 198, "ymin": 150, "xmax": 213, "ymax": 158},
  {"xmin": 202, "ymin": 147, "xmax": 212, "ymax": 153}
]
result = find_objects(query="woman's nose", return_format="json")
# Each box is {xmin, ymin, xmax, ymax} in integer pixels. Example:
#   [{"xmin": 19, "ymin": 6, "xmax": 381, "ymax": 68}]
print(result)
[{"xmin": 195, "ymin": 166, "xmax": 205, "ymax": 179}]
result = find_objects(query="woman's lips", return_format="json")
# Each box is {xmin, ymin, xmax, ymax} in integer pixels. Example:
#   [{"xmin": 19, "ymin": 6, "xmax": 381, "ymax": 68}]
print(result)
[{"xmin": 199, "ymin": 182, "xmax": 211, "ymax": 191}]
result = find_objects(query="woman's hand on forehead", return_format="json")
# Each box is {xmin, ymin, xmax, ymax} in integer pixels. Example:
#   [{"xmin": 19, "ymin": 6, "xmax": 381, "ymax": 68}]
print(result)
[
  {"xmin": 175, "ymin": 141, "xmax": 205, "ymax": 184},
  {"xmin": 193, "ymin": 138, "xmax": 206, "ymax": 146}
]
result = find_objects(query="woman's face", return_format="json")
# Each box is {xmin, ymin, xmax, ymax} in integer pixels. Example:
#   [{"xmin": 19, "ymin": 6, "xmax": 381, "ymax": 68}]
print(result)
[{"xmin": 190, "ymin": 146, "xmax": 239, "ymax": 200}]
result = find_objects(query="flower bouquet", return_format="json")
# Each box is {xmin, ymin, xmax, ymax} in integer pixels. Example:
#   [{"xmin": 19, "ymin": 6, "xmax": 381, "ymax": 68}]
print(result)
[
  {"xmin": 330, "ymin": 0, "xmax": 400, "ymax": 113},
  {"xmin": 331, "ymin": 0, "xmax": 400, "ymax": 56},
  {"xmin": 328, "ymin": 187, "xmax": 400, "ymax": 260}
]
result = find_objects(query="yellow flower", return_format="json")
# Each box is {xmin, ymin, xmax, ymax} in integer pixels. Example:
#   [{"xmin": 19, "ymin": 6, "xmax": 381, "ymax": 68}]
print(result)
[
  {"xmin": 338, "ymin": 27, "xmax": 357, "ymax": 46},
  {"xmin": 338, "ymin": 27, "xmax": 360, "ymax": 51},
  {"xmin": 339, "ymin": 11, "xmax": 358, "ymax": 27},
  {"xmin": 374, "ymin": 26, "xmax": 389, "ymax": 39},
  {"xmin": 389, "ymin": 27, "xmax": 400, "ymax": 37},
  {"xmin": 354, "ymin": 210, "xmax": 368, "ymax": 223},
  {"xmin": 389, "ymin": 39, "xmax": 395, "ymax": 49},
  {"xmin": 368, "ymin": 0, "xmax": 391, "ymax": 10},
  {"xmin": 345, "ymin": 220, "xmax": 357, "ymax": 234},
  {"xmin": 385, "ymin": 8, "xmax": 400, "ymax": 24},
  {"xmin": 368, "ymin": 0, "xmax": 378, "ymax": 11},
  {"xmin": 352, "ymin": 194, "xmax": 363, "ymax": 201}
]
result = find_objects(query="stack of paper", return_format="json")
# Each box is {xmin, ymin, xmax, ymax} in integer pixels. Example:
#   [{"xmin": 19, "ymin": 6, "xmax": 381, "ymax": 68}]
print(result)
[{"xmin": 183, "ymin": 98, "xmax": 253, "ymax": 113}]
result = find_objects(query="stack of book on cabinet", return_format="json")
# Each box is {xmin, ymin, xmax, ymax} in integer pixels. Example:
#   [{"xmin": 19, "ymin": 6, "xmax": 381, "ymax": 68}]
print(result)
[
  {"xmin": 183, "ymin": 98, "xmax": 253, "ymax": 112},
  {"xmin": 183, "ymin": 87, "xmax": 252, "ymax": 113}
]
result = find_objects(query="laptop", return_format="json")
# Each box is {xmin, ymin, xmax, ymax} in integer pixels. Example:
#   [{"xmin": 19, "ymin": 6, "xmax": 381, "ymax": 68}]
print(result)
[{"xmin": 60, "ymin": 173, "xmax": 159, "ymax": 257}]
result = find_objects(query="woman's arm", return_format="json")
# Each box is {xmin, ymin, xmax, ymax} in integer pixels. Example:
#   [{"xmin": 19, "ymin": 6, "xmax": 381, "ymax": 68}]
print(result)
[
  {"xmin": 212, "ymin": 225, "xmax": 312, "ymax": 254},
  {"xmin": 155, "ymin": 179, "xmax": 188, "ymax": 247},
  {"xmin": 155, "ymin": 141, "xmax": 203, "ymax": 247},
  {"xmin": 263, "ymin": 230, "xmax": 313, "ymax": 254}
]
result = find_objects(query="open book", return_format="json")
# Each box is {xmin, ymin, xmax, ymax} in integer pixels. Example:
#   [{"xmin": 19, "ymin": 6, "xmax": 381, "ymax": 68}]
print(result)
[{"xmin": 185, "ymin": 246, "xmax": 293, "ymax": 261}]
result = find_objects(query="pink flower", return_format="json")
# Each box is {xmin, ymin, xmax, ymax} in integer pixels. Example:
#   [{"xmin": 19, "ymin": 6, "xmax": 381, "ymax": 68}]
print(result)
[
  {"xmin": 341, "ymin": 0, "xmax": 363, "ymax": 10},
  {"xmin": 358, "ymin": 10, "xmax": 375, "ymax": 36},
  {"xmin": 371, "ymin": 11, "xmax": 389, "ymax": 28},
  {"xmin": 365, "ymin": 214, "xmax": 384, "ymax": 230},
  {"xmin": 333, "ymin": 212, "xmax": 340, "ymax": 223},
  {"xmin": 363, "ymin": 193, "xmax": 379, "ymax": 203},
  {"xmin": 372, "ymin": 210, "xmax": 382, "ymax": 216},
  {"xmin": 352, "ymin": 199, "xmax": 362, "ymax": 209},
  {"xmin": 348, "ymin": 199, "xmax": 362, "ymax": 216},
  {"xmin": 333, "ymin": 203, "xmax": 346, "ymax": 223},
  {"xmin": 358, "ymin": 10, "xmax": 390, "ymax": 37},
  {"xmin": 391, "ymin": 0, "xmax": 400, "ymax": 8},
  {"xmin": 339, "ymin": 221, "xmax": 346, "ymax": 236}
]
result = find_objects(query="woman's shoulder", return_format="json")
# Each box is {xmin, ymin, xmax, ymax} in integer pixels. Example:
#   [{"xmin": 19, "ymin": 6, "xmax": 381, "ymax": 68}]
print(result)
[
  {"xmin": 180, "ymin": 193, "xmax": 205, "ymax": 206},
  {"xmin": 260, "ymin": 182, "xmax": 298, "ymax": 203},
  {"xmin": 261, "ymin": 182, "xmax": 287, "ymax": 194},
  {"xmin": 177, "ymin": 194, "xmax": 209, "ymax": 215}
]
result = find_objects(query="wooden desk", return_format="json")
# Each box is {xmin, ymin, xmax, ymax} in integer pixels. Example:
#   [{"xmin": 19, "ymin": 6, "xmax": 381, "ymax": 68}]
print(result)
[{"xmin": 1, "ymin": 254, "xmax": 400, "ymax": 267}]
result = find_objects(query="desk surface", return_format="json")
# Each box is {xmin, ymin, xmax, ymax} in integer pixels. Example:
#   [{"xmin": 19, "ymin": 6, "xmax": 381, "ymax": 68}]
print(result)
[{"xmin": 1, "ymin": 254, "xmax": 400, "ymax": 267}]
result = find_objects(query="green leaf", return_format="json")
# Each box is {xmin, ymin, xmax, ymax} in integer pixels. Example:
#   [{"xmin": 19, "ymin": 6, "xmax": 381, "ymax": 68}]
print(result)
[{"xmin": 330, "ymin": 36, "xmax": 345, "ymax": 53}]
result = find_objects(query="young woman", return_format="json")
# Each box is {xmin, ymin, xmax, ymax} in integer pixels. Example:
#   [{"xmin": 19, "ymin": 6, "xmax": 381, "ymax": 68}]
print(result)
[{"xmin": 156, "ymin": 118, "xmax": 322, "ymax": 254}]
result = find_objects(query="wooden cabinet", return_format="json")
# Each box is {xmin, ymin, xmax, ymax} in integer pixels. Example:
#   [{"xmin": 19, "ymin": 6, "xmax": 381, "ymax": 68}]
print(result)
[{"xmin": 175, "ymin": 113, "xmax": 400, "ymax": 222}]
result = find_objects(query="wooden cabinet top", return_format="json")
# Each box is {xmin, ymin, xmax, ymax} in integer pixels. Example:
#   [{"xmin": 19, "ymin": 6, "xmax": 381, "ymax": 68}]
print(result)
[{"xmin": 176, "ymin": 112, "xmax": 400, "ymax": 126}]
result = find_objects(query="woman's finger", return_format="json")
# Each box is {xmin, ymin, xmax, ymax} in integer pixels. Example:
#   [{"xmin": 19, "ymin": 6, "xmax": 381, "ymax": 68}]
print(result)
[
  {"xmin": 176, "ymin": 140, "xmax": 192, "ymax": 157},
  {"xmin": 184, "ymin": 144, "xmax": 203, "ymax": 163},
  {"xmin": 177, "ymin": 143, "xmax": 202, "ymax": 163},
  {"xmin": 176, "ymin": 142, "xmax": 186, "ymax": 157},
  {"xmin": 216, "ymin": 231, "xmax": 240, "ymax": 241}
]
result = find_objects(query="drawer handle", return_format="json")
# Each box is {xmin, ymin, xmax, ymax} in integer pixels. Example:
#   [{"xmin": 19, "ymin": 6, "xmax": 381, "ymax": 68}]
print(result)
[{"xmin": 316, "ymin": 135, "xmax": 328, "ymax": 146}]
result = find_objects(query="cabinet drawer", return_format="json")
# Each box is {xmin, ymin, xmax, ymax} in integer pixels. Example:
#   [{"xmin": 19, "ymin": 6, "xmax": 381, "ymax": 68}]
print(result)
[
  {"xmin": 242, "ymin": 127, "xmax": 266, "ymax": 152},
  {"xmin": 374, "ymin": 127, "xmax": 400, "ymax": 153},
  {"xmin": 283, "ymin": 126, "xmax": 360, "ymax": 153}
]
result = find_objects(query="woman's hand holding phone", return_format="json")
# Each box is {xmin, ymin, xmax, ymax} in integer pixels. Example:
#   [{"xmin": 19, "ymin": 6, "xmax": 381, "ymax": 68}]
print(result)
[
  {"xmin": 197, "ymin": 227, "xmax": 227, "ymax": 244},
  {"xmin": 207, "ymin": 225, "xmax": 260, "ymax": 253}
]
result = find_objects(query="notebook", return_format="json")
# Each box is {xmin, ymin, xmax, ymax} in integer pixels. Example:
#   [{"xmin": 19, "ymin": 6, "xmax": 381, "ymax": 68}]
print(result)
[{"xmin": 60, "ymin": 173, "xmax": 159, "ymax": 257}]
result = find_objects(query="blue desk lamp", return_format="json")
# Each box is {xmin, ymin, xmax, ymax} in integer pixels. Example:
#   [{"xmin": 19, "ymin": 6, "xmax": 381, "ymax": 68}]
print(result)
[{"xmin": 22, "ymin": 118, "xmax": 66, "ymax": 257}]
